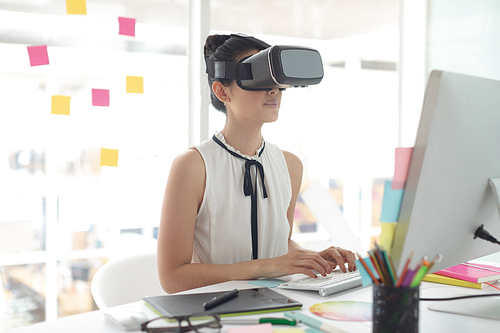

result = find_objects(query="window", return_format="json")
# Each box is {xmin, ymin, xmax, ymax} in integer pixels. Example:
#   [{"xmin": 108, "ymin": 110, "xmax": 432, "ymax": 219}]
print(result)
[{"xmin": 0, "ymin": 2, "xmax": 188, "ymax": 329}]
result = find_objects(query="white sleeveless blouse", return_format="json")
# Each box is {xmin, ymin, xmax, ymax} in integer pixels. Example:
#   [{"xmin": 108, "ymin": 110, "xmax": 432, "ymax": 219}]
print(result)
[{"xmin": 191, "ymin": 131, "xmax": 291, "ymax": 264}]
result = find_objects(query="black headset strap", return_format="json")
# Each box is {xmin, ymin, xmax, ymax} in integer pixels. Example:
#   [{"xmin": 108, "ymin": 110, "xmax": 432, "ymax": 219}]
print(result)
[
  {"xmin": 205, "ymin": 58, "xmax": 253, "ymax": 80},
  {"xmin": 205, "ymin": 33, "xmax": 270, "ymax": 81},
  {"xmin": 230, "ymin": 33, "xmax": 271, "ymax": 49}
]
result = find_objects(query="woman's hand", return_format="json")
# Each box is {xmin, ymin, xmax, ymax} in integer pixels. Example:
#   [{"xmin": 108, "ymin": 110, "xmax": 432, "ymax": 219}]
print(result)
[
  {"xmin": 264, "ymin": 242, "xmax": 359, "ymax": 280},
  {"xmin": 262, "ymin": 249, "xmax": 335, "ymax": 279},
  {"xmin": 317, "ymin": 246, "xmax": 357, "ymax": 272}
]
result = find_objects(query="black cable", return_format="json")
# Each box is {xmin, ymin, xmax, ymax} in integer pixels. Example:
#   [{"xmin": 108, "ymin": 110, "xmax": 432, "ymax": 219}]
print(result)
[
  {"xmin": 420, "ymin": 293, "xmax": 500, "ymax": 301},
  {"xmin": 473, "ymin": 224, "xmax": 500, "ymax": 245}
]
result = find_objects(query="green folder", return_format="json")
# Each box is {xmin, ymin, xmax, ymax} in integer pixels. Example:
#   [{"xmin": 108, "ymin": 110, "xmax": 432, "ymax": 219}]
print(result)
[{"xmin": 143, "ymin": 288, "xmax": 302, "ymax": 318}]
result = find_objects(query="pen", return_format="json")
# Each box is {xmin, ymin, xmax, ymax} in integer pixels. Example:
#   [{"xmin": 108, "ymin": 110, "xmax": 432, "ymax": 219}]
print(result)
[
  {"xmin": 203, "ymin": 289, "xmax": 239, "ymax": 310},
  {"xmin": 221, "ymin": 318, "xmax": 299, "ymax": 326}
]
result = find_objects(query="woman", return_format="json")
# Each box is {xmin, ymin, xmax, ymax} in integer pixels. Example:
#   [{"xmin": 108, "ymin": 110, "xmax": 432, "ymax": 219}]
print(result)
[{"xmin": 157, "ymin": 33, "xmax": 356, "ymax": 293}]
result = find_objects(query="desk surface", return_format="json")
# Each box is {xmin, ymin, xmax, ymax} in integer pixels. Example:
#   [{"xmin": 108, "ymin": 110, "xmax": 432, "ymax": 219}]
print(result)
[{"xmin": 7, "ymin": 280, "xmax": 500, "ymax": 333}]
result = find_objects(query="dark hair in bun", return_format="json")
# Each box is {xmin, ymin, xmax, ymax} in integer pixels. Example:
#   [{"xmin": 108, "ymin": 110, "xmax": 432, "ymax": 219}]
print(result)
[{"xmin": 204, "ymin": 34, "xmax": 267, "ymax": 113}]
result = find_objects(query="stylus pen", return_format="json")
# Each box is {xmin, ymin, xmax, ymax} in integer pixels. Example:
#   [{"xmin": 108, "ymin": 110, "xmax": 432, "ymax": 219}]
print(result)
[{"xmin": 203, "ymin": 289, "xmax": 239, "ymax": 310}]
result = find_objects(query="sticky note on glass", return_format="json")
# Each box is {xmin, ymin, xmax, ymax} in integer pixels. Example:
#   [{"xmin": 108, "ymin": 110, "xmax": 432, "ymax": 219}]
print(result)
[
  {"xmin": 380, "ymin": 180, "xmax": 404, "ymax": 222},
  {"xmin": 118, "ymin": 17, "xmax": 136, "ymax": 36},
  {"xmin": 356, "ymin": 257, "xmax": 380, "ymax": 287},
  {"xmin": 126, "ymin": 76, "xmax": 143, "ymax": 93},
  {"xmin": 27, "ymin": 45, "xmax": 49, "ymax": 66},
  {"xmin": 392, "ymin": 147, "xmax": 413, "ymax": 190},
  {"xmin": 51, "ymin": 95, "xmax": 71, "ymax": 115},
  {"xmin": 92, "ymin": 89, "xmax": 110, "ymax": 106},
  {"xmin": 380, "ymin": 222, "xmax": 397, "ymax": 252},
  {"xmin": 66, "ymin": 0, "xmax": 87, "ymax": 15},
  {"xmin": 100, "ymin": 148, "xmax": 119, "ymax": 167}
]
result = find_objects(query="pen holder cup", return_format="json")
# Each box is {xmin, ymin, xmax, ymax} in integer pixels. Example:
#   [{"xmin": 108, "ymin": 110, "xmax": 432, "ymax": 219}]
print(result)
[{"xmin": 372, "ymin": 285, "xmax": 419, "ymax": 333}]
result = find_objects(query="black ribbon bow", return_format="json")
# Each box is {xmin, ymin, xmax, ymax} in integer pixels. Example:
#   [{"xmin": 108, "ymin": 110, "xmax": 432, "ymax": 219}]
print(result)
[{"xmin": 212, "ymin": 135, "xmax": 268, "ymax": 260}]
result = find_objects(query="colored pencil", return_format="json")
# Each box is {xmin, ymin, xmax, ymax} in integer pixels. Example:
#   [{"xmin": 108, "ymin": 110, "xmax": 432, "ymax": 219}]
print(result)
[
  {"xmin": 369, "ymin": 250, "xmax": 386, "ymax": 285},
  {"xmin": 356, "ymin": 253, "xmax": 380, "ymax": 285},
  {"xmin": 396, "ymin": 251, "xmax": 414, "ymax": 287}
]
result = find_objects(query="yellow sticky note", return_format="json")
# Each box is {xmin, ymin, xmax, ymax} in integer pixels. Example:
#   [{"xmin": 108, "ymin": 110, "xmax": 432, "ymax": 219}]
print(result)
[
  {"xmin": 66, "ymin": 0, "xmax": 87, "ymax": 15},
  {"xmin": 126, "ymin": 76, "xmax": 143, "ymax": 93},
  {"xmin": 100, "ymin": 148, "xmax": 119, "ymax": 167},
  {"xmin": 380, "ymin": 222, "xmax": 397, "ymax": 253},
  {"xmin": 51, "ymin": 95, "xmax": 71, "ymax": 115}
]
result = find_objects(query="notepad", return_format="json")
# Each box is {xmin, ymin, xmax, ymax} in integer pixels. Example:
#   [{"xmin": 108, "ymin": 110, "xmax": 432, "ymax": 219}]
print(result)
[
  {"xmin": 422, "ymin": 273, "xmax": 486, "ymax": 289},
  {"xmin": 143, "ymin": 288, "xmax": 302, "ymax": 318},
  {"xmin": 433, "ymin": 263, "xmax": 500, "ymax": 284}
]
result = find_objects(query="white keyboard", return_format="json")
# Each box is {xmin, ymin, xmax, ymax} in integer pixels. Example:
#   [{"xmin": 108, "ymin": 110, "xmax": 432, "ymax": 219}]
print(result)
[{"xmin": 278, "ymin": 269, "xmax": 362, "ymax": 296}]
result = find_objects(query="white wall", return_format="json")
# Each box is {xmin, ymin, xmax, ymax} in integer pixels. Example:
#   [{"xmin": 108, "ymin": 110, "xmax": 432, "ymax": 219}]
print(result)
[{"xmin": 427, "ymin": 0, "xmax": 500, "ymax": 80}]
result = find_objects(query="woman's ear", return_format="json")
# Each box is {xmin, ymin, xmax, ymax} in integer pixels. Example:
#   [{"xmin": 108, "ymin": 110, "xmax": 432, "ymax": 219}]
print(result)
[{"xmin": 212, "ymin": 81, "xmax": 230, "ymax": 104}]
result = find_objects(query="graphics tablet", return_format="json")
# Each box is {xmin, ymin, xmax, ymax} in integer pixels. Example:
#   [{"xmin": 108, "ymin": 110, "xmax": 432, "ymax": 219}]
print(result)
[{"xmin": 143, "ymin": 288, "xmax": 302, "ymax": 318}]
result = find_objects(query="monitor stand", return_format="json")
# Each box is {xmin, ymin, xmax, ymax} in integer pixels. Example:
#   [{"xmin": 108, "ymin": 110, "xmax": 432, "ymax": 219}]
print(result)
[
  {"xmin": 434, "ymin": 178, "xmax": 500, "ymax": 321},
  {"xmin": 428, "ymin": 296, "xmax": 500, "ymax": 321}
]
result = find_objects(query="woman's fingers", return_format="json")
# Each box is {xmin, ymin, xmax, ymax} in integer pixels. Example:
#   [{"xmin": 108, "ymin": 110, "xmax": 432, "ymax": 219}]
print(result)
[
  {"xmin": 344, "ymin": 250, "xmax": 357, "ymax": 271},
  {"xmin": 269, "ymin": 247, "xmax": 358, "ymax": 279},
  {"xmin": 328, "ymin": 247, "xmax": 347, "ymax": 272},
  {"xmin": 292, "ymin": 253, "xmax": 331, "ymax": 276},
  {"xmin": 321, "ymin": 247, "xmax": 357, "ymax": 272},
  {"xmin": 336, "ymin": 247, "xmax": 357, "ymax": 271}
]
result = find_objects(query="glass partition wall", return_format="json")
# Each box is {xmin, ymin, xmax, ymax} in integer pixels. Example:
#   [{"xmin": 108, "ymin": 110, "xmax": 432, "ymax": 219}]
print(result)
[{"xmin": 0, "ymin": 0, "xmax": 399, "ymax": 329}]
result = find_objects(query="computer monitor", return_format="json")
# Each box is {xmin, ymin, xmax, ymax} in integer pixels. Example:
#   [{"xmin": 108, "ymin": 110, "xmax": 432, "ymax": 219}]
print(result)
[{"xmin": 391, "ymin": 70, "xmax": 500, "ymax": 274}]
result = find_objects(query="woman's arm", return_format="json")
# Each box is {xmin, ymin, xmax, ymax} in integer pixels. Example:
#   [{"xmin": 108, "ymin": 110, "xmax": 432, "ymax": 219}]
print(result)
[
  {"xmin": 282, "ymin": 151, "xmax": 357, "ymax": 273},
  {"xmin": 157, "ymin": 149, "xmax": 264, "ymax": 293}
]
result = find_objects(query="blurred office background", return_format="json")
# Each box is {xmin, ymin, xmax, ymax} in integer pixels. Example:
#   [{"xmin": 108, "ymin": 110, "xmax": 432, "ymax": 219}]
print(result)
[{"xmin": 1, "ymin": 0, "xmax": 500, "ymax": 329}]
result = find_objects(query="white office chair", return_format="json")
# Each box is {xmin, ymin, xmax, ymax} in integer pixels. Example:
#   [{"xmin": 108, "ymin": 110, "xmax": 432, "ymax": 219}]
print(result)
[{"xmin": 91, "ymin": 252, "xmax": 167, "ymax": 309}]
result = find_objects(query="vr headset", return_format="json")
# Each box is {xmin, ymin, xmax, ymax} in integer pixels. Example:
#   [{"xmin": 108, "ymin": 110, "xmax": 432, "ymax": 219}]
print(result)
[{"xmin": 205, "ymin": 34, "xmax": 324, "ymax": 91}]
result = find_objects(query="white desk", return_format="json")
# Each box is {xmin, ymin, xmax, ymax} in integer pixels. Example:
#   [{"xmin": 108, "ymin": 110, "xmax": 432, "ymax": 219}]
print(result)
[{"xmin": 7, "ymin": 280, "xmax": 500, "ymax": 333}]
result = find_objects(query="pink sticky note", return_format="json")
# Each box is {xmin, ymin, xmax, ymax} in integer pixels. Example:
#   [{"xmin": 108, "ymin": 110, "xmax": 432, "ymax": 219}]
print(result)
[
  {"xmin": 392, "ymin": 147, "xmax": 414, "ymax": 190},
  {"xmin": 227, "ymin": 323, "xmax": 273, "ymax": 333},
  {"xmin": 118, "ymin": 17, "xmax": 136, "ymax": 36},
  {"xmin": 92, "ymin": 89, "xmax": 110, "ymax": 107},
  {"xmin": 27, "ymin": 45, "xmax": 49, "ymax": 66}
]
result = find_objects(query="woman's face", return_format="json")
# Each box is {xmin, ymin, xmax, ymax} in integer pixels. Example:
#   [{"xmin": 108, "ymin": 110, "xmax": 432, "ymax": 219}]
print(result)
[{"xmin": 225, "ymin": 49, "xmax": 283, "ymax": 125}]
